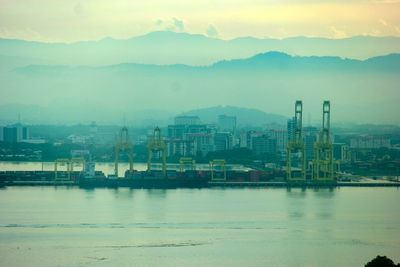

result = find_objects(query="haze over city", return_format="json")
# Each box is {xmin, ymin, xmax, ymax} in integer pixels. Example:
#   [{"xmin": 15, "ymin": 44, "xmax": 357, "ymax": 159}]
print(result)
[
  {"xmin": 1, "ymin": 0, "xmax": 400, "ymax": 125},
  {"xmin": 1, "ymin": 1, "xmax": 400, "ymax": 267}
]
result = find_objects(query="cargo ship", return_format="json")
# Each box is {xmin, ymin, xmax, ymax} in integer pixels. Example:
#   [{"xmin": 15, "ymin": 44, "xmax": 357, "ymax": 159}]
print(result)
[
  {"xmin": 79, "ymin": 170, "xmax": 216, "ymax": 189},
  {"xmin": 0, "ymin": 165, "xmax": 276, "ymax": 188},
  {"xmin": 2, "ymin": 169, "xmax": 400, "ymax": 188}
]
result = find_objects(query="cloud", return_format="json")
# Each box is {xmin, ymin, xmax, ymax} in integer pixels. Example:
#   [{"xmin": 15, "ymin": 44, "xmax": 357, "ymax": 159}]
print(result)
[
  {"xmin": 206, "ymin": 24, "xmax": 218, "ymax": 38},
  {"xmin": 155, "ymin": 19, "xmax": 163, "ymax": 26},
  {"xmin": 172, "ymin": 18, "xmax": 184, "ymax": 32},
  {"xmin": 378, "ymin": 18, "xmax": 400, "ymax": 34},
  {"xmin": 379, "ymin": 19, "xmax": 388, "ymax": 26},
  {"xmin": 330, "ymin": 26, "xmax": 348, "ymax": 39},
  {"xmin": 154, "ymin": 18, "xmax": 185, "ymax": 32},
  {"xmin": 163, "ymin": 18, "xmax": 185, "ymax": 32}
]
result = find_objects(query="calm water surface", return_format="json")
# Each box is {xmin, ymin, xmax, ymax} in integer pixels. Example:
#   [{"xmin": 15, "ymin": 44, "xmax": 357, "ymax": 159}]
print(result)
[{"xmin": 0, "ymin": 186, "xmax": 399, "ymax": 267}]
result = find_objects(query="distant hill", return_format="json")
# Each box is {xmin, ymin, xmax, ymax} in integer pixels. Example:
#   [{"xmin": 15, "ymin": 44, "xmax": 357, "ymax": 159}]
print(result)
[
  {"xmin": 0, "ymin": 31, "xmax": 400, "ymax": 68},
  {"xmin": 0, "ymin": 104, "xmax": 174, "ymax": 126},
  {"xmin": 7, "ymin": 52, "xmax": 400, "ymax": 124},
  {"xmin": 212, "ymin": 51, "xmax": 400, "ymax": 72},
  {"xmin": 16, "ymin": 52, "xmax": 400, "ymax": 73},
  {"xmin": 180, "ymin": 106, "xmax": 287, "ymax": 126},
  {"xmin": 0, "ymin": 103, "xmax": 286, "ymax": 126}
]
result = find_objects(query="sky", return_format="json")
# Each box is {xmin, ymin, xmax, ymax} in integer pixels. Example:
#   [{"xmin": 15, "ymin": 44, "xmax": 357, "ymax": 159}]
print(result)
[{"xmin": 0, "ymin": 0, "xmax": 400, "ymax": 42}]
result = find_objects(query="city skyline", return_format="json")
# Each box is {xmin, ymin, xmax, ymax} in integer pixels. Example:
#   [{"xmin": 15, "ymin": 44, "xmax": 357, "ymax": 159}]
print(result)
[{"xmin": 1, "ymin": 2, "xmax": 400, "ymax": 266}]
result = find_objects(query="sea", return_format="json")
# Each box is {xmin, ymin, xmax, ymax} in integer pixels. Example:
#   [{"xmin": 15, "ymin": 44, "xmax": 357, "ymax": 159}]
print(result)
[{"xmin": 0, "ymin": 162, "xmax": 399, "ymax": 266}]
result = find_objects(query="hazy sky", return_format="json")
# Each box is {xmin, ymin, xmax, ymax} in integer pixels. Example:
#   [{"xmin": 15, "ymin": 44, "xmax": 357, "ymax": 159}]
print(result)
[{"xmin": 1, "ymin": 0, "xmax": 400, "ymax": 42}]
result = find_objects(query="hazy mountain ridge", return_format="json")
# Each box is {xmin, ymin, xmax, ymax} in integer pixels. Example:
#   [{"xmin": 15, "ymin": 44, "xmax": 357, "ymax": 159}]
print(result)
[
  {"xmin": 0, "ymin": 103, "xmax": 175, "ymax": 126},
  {"xmin": 1, "ymin": 33, "xmax": 399, "ymax": 125},
  {"xmin": 1, "ymin": 31, "xmax": 400, "ymax": 67},
  {"xmin": 5, "ymin": 51, "xmax": 399, "ymax": 124},
  {"xmin": 181, "ymin": 106, "xmax": 287, "ymax": 126},
  {"xmin": 0, "ymin": 103, "xmax": 283, "ymax": 126},
  {"xmin": 15, "ymin": 52, "xmax": 400, "ymax": 74}
]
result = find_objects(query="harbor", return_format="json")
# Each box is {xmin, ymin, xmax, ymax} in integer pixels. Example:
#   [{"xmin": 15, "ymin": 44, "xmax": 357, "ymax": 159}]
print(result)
[{"xmin": 1, "ymin": 165, "xmax": 399, "ymax": 188}]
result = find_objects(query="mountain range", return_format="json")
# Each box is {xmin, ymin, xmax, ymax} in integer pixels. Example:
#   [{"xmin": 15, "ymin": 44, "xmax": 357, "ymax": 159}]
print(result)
[
  {"xmin": 1, "ymin": 31, "xmax": 400, "ymax": 67},
  {"xmin": 1, "ymin": 51, "xmax": 398, "ymax": 125},
  {"xmin": 0, "ymin": 103, "xmax": 286, "ymax": 127},
  {"xmin": 0, "ymin": 31, "xmax": 399, "ymax": 125}
]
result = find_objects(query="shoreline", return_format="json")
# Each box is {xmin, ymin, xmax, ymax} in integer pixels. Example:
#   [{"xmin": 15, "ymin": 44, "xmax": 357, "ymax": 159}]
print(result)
[{"xmin": 2, "ymin": 180, "xmax": 400, "ymax": 188}]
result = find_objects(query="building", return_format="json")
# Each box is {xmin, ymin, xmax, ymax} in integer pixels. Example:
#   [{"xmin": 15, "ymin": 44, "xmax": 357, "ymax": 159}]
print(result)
[
  {"xmin": 269, "ymin": 129, "xmax": 288, "ymax": 153},
  {"xmin": 303, "ymin": 126, "xmax": 319, "ymax": 161},
  {"xmin": 167, "ymin": 117, "xmax": 216, "ymax": 157},
  {"xmin": 245, "ymin": 130, "xmax": 261, "ymax": 150},
  {"xmin": 287, "ymin": 117, "xmax": 296, "ymax": 142},
  {"xmin": 218, "ymin": 115, "xmax": 237, "ymax": 133},
  {"xmin": 238, "ymin": 131, "xmax": 248, "ymax": 148},
  {"xmin": 186, "ymin": 132, "xmax": 215, "ymax": 156},
  {"xmin": 167, "ymin": 124, "xmax": 187, "ymax": 139},
  {"xmin": 168, "ymin": 124, "xmax": 212, "ymax": 139},
  {"xmin": 251, "ymin": 134, "xmax": 277, "ymax": 155},
  {"xmin": 333, "ymin": 143, "xmax": 350, "ymax": 162},
  {"xmin": 67, "ymin": 134, "xmax": 88, "ymax": 144},
  {"xmin": 174, "ymin": 116, "xmax": 201, "ymax": 126},
  {"xmin": 1, "ymin": 124, "xmax": 29, "ymax": 143},
  {"xmin": 167, "ymin": 139, "xmax": 194, "ymax": 157},
  {"xmin": 214, "ymin": 132, "xmax": 233, "ymax": 151},
  {"xmin": 350, "ymin": 136, "xmax": 391, "ymax": 149}
]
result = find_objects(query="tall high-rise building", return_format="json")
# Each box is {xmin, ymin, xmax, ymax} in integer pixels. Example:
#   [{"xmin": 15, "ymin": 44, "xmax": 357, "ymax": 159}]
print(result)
[
  {"xmin": 251, "ymin": 135, "xmax": 277, "ymax": 155},
  {"xmin": 269, "ymin": 129, "xmax": 288, "ymax": 153},
  {"xmin": 287, "ymin": 117, "xmax": 296, "ymax": 143},
  {"xmin": 1, "ymin": 124, "xmax": 29, "ymax": 143},
  {"xmin": 186, "ymin": 133, "xmax": 215, "ymax": 156},
  {"xmin": 333, "ymin": 143, "xmax": 350, "ymax": 162},
  {"xmin": 167, "ymin": 125, "xmax": 187, "ymax": 140},
  {"xmin": 167, "ymin": 139, "xmax": 194, "ymax": 157},
  {"xmin": 303, "ymin": 126, "xmax": 319, "ymax": 161},
  {"xmin": 245, "ymin": 130, "xmax": 260, "ymax": 150},
  {"xmin": 218, "ymin": 115, "xmax": 237, "ymax": 133},
  {"xmin": 0, "ymin": 126, "xmax": 4, "ymax": 142},
  {"xmin": 214, "ymin": 132, "xmax": 233, "ymax": 151},
  {"xmin": 167, "ymin": 117, "xmax": 216, "ymax": 156}
]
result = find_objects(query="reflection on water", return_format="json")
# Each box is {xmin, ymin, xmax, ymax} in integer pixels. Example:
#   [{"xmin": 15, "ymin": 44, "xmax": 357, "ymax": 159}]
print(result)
[
  {"xmin": 0, "ymin": 187, "xmax": 399, "ymax": 267},
  {"xmin": 83, "ymin": 188, "xmax": 96, "ymax": 199},
  {"xmin": 146, "ymin": 189, "xmax": 168, "ymax": 199},
  {"xmin": 312, "ymin": 187, "xmax": 336, "ymax": 198},
  {"xmin": 286, "ymin": 187, "xmax": 307, "ymax": 197},
  {"xmin": 111, "ymin": 188, "xmax": 135, "ymax": 200}
]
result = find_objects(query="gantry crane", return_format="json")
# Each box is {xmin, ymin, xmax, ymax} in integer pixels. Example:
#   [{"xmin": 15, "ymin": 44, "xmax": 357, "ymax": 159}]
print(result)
[
  {"xmin": 114, "ymin": 127, "xmax": 134, "ymax": 177},
  {"xmin": 313, "ymin": 101, "xmax": 335, "ymax": 181},
  {"xmin": 210, "ymin": 159, "xmax": 227, "ymax": 181},
  {"xmin": 286, "ymin": 100, "xmax": 306, "ymax": 182},
  {"xmin": 179, "ymin": 157, "xmax": 196, "ymax": 172},
  {"xmin": 54, "ymin": 158, "xmax": 72, "ymax": 180},
  {"xmin": 70, "ymin": 157, "xmax": 85, "ymax": 176},
  {"xmin": 147, "ymin": 127, "xmax": 167, "ymax": 175},
  {"xmin": 54, "ymin": 157, "xmax": 85, "ymax": 180}
]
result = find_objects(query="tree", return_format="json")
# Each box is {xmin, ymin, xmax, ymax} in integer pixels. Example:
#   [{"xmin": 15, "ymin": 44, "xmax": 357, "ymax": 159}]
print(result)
[{"xmin": 365, "ymin": 255, "xmax": 400, "ymax": 267}]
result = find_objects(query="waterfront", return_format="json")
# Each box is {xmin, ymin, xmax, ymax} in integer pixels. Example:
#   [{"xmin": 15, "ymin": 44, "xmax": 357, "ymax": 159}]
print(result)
[
  {"xmin": 0, "ymin": 186, "xmax": 399, "ymax": 267},
  {"xmin": 0, "ymin": 161, "xmax": 251, "ymax": 177}
]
